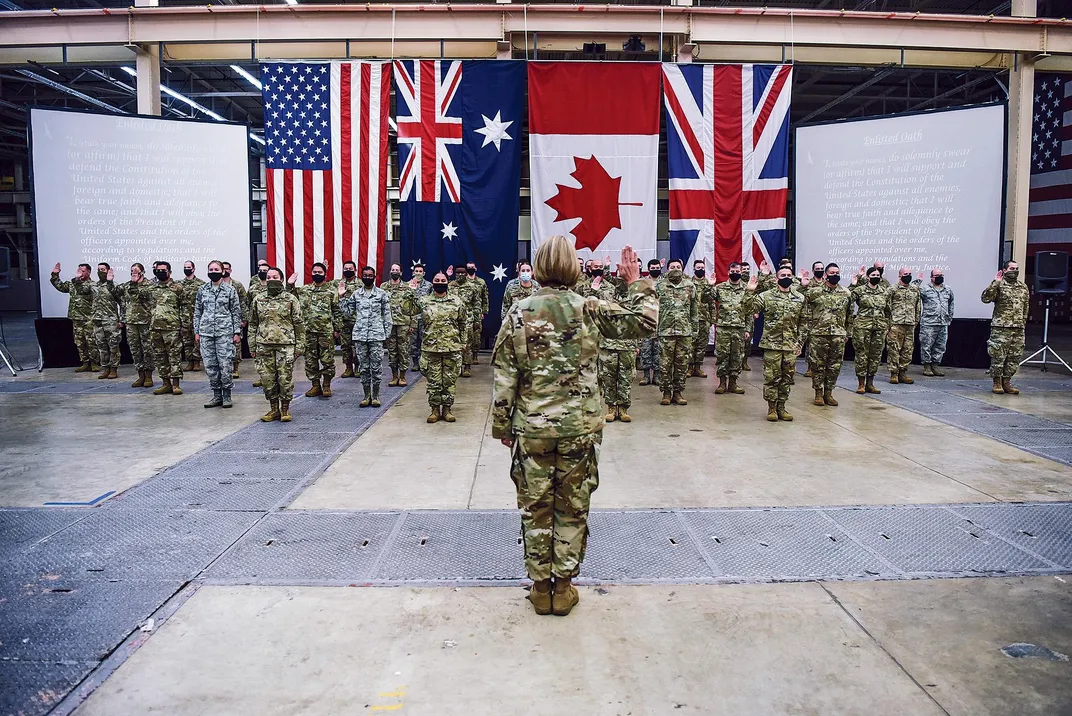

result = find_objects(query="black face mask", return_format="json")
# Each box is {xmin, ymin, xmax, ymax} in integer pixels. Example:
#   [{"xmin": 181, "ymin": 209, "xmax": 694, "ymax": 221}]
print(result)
[
  {"xmin": 869, "ymin": 276, "xmax": 881, "ymax": 286},
  {"xmin": 258, "ymin": 270, "xmax": 268, "ymax": 280},
  {"xmin": 591, "ymin": 269, "xmax": 604, "ymax": 277},
  {"xmin": 183, "ymin": 268, "xmax": 194, "ymax": 277},
  {"xmin": 432, "ymin": 283, "xmax": 448, "ymax": 294},
  {"xmin": 933, "ymin": 275, "xmax": 944, "ymax": 285},
  {"xmin": 208, "ymin": 271, "xmax": 224, "ymax": 282},
  {"xmin": 814, "ymin": 269, "xmax": 824, "ymax": 279},
  {"xmin": 778, "ymin": 277, "xmax": 794, "ymax": 288},
  {"xmin": 361, "ymin": 276, "xmax": 375, "ymax": 287},
  {"xmin": 467, "ymin": 268, "xmax": 476, "ymax": 276},
  {"xmin": 729, "ymin": 272, "xmax": 741, "ymax": 281},
  {"xmin": 343, "ymin": 270, "xmax": 356, "ymax": 279},
  {"xmin": 154, "ymin": 269, "xmax": 168, "ymax": 281},
  {"xmin": 312, "ymin": 273, "xmax": 325, "ymax": 283},
  {"xmin": 900, "ymin": 275, "xmax": 912, "ymax": 285},
  {"xmin": 694, "ymin": 269, "xmax": 705, "ymax": 278},
  {"xmin": 223, "ymin": 271, "xmax": 231, "ymax": 278},
  {"xmin": 648, "ymin": 269, "xmax": 661, "ymax": 278},
  {"xmin": 390, "ymin": 272, "xmax": 401, "ymax": 280},
  {"xmin": 827, "ymin": 274, "xmax": 841, "ymax": 285}
]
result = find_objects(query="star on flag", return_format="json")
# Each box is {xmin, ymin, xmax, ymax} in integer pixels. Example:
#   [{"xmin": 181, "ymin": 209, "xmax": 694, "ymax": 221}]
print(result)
[
  {"xmin": 491, "ymin": 264, "xmax": 508, "ymax": 282},
  {"xmin": 474, "ymin": 111, "xmax": 513, "ymax": 151},
  {"xmin": 441, "ymin": 222, "xmax": 458, "ymax": 241}
]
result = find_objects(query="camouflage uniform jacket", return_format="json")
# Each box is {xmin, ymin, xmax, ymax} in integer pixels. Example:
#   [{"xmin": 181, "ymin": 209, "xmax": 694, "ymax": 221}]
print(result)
[
  {"xmin": 379, "ymin": 281, "xmax": 420, "ymax": 330},
  {"xmin": 571, "ymin": 273, "xmax": 592, "ymax": 295},
  {"xmin": 692, "ymin": 276, "xmax": 718, "ymax": 325},
  {"xmin": 180, "ymin": 276, "xmax": 205, "ymax": 320},
  {"xmin": 743, "ymin": 288, "xmax": 805, "ymax": 351},
  {"xmin": 850, "ymin": 283, "xmax": 891, "ymax": 330},
  {"xmin": 194, "ymin": 281, "xmax": 243, "ymax": 338},
  {"xmin": 584, "ymin": 279, "xmax": 636, "ymax": 351},
  {"xmin": 502, "ymin": 280, "xmax": 541, "ymax": 319},
  {"xmin": 248, "ymin": 276, "xmax": 267, "ymax": 311},
  {"xmin": 419, "ymin": 293, "xmax": 468, "ymax": 353},
  {"xmin": 50, "ymin": 274, "xmax": 93, "ymax": 320},
  {"xmin": 143, "ymin": 279, "xmax": 186, "ymax": 331},
  {"xmin": 290, "ymin": 282, "xmax": 343, "ymax": 336},
  {"xmin": 340, "ymin": 285, "xmax": 392, "ymax": 342},
  {"xmin": 886, "ymin": 282, "xmax": 922, "ymax": 326},
  {"xmin": 656, "ymin": 276, "xmax": 699, "ymax": 337},
  {"xmin": 334, "ymin": 277, "xmax": 363, "ymax": 319},
  {"xmin": 712, "ymin": 280, "xmax": 748, "ymax": 328},
  {"xmin": 410, "ymin": 279, "xmax": 433, "ymax": 300},
  {"xmin": 474, "ymin": 275, "xmax": 490, "ymax": 316},
  {"xmin": 981, "ymin": 279, "xmax": 1030, "ymax": 329},
  {"xmin": 116, "ymin": 280, "xmax": 154, "ymax": 325},
  {"xmin": 88, "ymin": 279, "xmax": 121, "ymax": 321},
  {"xmin": 250, "ymin": 290, "xmax": 304, "ymax": 348},
  {"xmin": 917, "ymin": 282, "xmax": 954, "ymax": 327},
  {"xmin": 804, "ymin": 284, "xmax": 853, "ymax": 338},
  {"xmin": 491, "ymin": 280, "xmax": 659, "ymax": 440},
  {"xmin": 448, "ymin": 277, "xmax": 483, "ymax": 321},
  {"xmin": 223, "ymin": 279, "xmax": 248, "ymax": 322}
]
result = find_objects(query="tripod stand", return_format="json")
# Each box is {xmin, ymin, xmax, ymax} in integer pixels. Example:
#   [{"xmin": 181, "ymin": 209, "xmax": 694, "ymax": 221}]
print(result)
[
  {"xmin": 0, "ymin": 312, "xmax": 23, "ymax": 377},
  {"xmin": 1021, "ymin": 297, "xmax": 1072, "ymax": 373}
]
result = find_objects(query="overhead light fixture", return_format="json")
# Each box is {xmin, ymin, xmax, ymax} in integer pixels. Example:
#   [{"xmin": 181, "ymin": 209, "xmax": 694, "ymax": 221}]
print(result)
[
  {"xmin": 283, "ymin": 0, "xmax": 298, "ymax": 5},
  {"xmin": 27, "ymin": 60, "xmax": 61, "ymax": 78},
  {"xmin": 231, "ymin": 64, "xmax": 262, "ymax": 91},
  {"xmin": 121, "ymin": 66, "xmax": 225, "ymax": 122},
  {"xmin": 249, "ymin": 132, "xmax": 265, "ymax": 145}
]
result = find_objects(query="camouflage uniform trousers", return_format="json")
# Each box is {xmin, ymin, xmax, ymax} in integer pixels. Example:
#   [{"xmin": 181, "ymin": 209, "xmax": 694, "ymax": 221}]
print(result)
[
  {"xmin": 852, "ymin": 326, "xmax": 887, "ymax": 377},
  {"xmin": 74, "ymin": 319, "xmax": 97, "ymax": 364},
  {"xmin": 232, "ymin": 328, "xmax": 244, "ymax": 372},
  {"xmin": 469, "ymin": 318, "xmax": 482, "ymax": 363},
  {"xmin": 886, "ymin": 324, "xmax": 916, "ymax": 375},
  {"xmin": 180, "ymin": 319, "xmax": 202, "ymax": 363},
  {"xmin": 597, "ymin": 348, "xmax": 636, "ymax": 407},
  {"xmin": 715, "ymin": 327, "xmax": 745, "ymax": 378},
  {"xmin": 151, "ymin": 329, "xmax": 184, "ymax": 380},
  {"xmin": 125, "ymin": 324, "xmax": 154, "ymax": 371},
  {"xmin": 201, "ymin": 335, "xmax": 236, "ymax": 391},
  {"xmin": 340, "ymin": 320, "xmax": 356, "ymax": 368},
  {"xmin": 988, "ymin": 326, "xmax": 1025, "ymax": 378},
  {"xmin": 919, "ymin": 325, "xmax": 949, "ymax": 365},
  {"xmin": 763, "ymin": 349, "xmax": 796, "ymax": 403},
  {"xmin": 385, "ymin": 325, "xmax": 412, "ymax": 374},
  {"xmin": 420, "ymin": 350, "xmax": 461, "ymax": 407},
  {"xmin": 93, "ymin": 320, "xmax": 122, "ymax": 369},
  {"xmin": 410, "ymin": 319, "xmax": 424, "ymax": 370},
  {"xmin": 354, "ymin": 340, "xmax": 385, "ymax": 390},
  {"xmin": 639, "ymin": 335, "xmax": 660, "ymax": 382},
  {"xmin": 509, "ymin": 431, "xmax": 602, "ymax": 581},
  {"xmin": 659, "ymin": 336, "xmax": 692, "ymax": 392},
  {"xmin": 255, "ymin": 344, "xmax": 295, "ymax": 401},
  {"xmin": 809, "ymin": 335, "xmax": 846, "ymax": 392},
  {"xmin": 304, "ymin": 331, "xmax": 337, "ymax": 382},
  {"xmin": 692, "ymin": 322, "xmax": 712, "ymax": 369}
]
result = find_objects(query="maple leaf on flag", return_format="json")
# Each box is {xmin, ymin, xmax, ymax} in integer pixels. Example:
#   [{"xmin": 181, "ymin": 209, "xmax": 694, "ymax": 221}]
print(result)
[{"xmin": 545, "ymin": 155, "xmax": 642, "ymax": 252}]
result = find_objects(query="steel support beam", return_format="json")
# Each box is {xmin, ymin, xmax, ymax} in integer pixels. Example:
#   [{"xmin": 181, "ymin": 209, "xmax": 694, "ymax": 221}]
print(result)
[
  {"xmin": 1006, "ymin": 0, "xmax": 1036, "ymax": 272},
  {"xmin": 135, "ymin": 43, "xmax": 160, "ymax": 115}
]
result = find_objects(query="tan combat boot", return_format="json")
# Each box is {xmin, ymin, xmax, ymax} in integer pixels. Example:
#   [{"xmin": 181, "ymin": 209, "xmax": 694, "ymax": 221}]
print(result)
[
  {"xmin": 171, "ymin": 378, "xmax": 183, "ymax": 395},
  {"xmin": 992, "ymin": 378, "xmax": 1005, "ymax": 394},
  {"xmin": 232, "ymin": 367, "xmax": 240, "ymax": 379},
  {"xmin": 728, "ymin": 376, "xmax": 744, "ymax": 395},
  {"xmin": 132, "ymin": 370, "xmax": 146, "ymax": 388},
  {"xmin": 252, "ymin": 379, "xmax": 263, "ymax": 388},
  {"xmin": 742, "ymin": 358, "xmax": 751, "ymax": 371},
  {"xmin": 672, "ymin": 391, "xmax": 688, "ymax": 406},
  {"xmin": 185, "ymin": 360, "xmax": 196, "ymax": 372},
  {"xmin": 660, "ymin": 391, "xmax": 672, "ymax": 406},
  {"xmin": 695, "ymin": 366, "xmax": 708, "ymax": 378},
  {"xmin": 107, "ymin": 367, "xmax": 118, "ymax": 379},
  {"xmin": 91, "ymin": 362, "xmax": 101, "ymax": 372},
  {"xmin": 777, "ymin": 402, "xmax": 794, "ymax": 421},
  {"xmin": 388, "ymin": 370, "xmax": 400, "ymax": 387},
  {"xmin": 865, "ymin": 376, "xmax": 881, "ymax": 394},
  {"xmin": 922, "ymin": 363, "xmax": 936, "ymax": 377},
  {"xmin": 899, "ymin": 371, "xmax": 914, "ymax": 385},
  {"xmin": 617, "ymin": 406, "xmax": 632, "ymax": 423},
  {"xmin": 889, "ymin": 373, "xmax": 900, "ymax": 384},
  {"xmin": 97, "ymin": 366, "xmax": 110, "ymax": 379},
  {"xmin": 552, "ymin": 577, "xmax": 579, "ymax": 617},
  {"xmin": 714, "ymin": 377, "xmax": 727, "ymax": 394},
  {"xmin": 1002, "ymin": 378, "xmax": 1020, "ymax": 395},
  {"xmin": 856, "ymin": 376, "xmax": 866, "ymax": 394},
  {"xmin": 427, "ymin": 407, "xmax": 439, "ymax": 424},
  {"xmin": 280, "ymin": 400, "xmax": 292, "ymax": 422},
  {"xmin": 932, "ymin": 364, "xmax": 946, "ymax": 377},
  {"xmin": 304, "ymin": 380, "xmax": 323, "ymax": 398},
  {"xmin": 261, "ymin": 400, "xmax": 281, "ymax": 422},
  {"xmin": 605, "ymin": 406, "xmax": 617, "ymax": 422},
  {"xmin": 75, "ymin": 361, "xmax": 92, "ymax": 373},
  {"xmin": 152, "ymin": 378, "xmax": 173, "ymax": 395},
  {"xmin": 360, "ymin": 387, "xmax": 372, "ymax": 408},
  {"xmin": 143, "ymin": 370, "xmax": 154, "ymax": 388},
  {"xmin": 528, "ymin": 580, "xmax": 553, "ymax": 616},
  {"xmin": 321, "ymin": 377, "xmax": 333, "ymax": 397},
  {"xmin": 443, "ymin": 406, "xmax": 456, "ymax": 423},
  {"xmin": 638, "ymin": 370, "xmax": 651, "ymax": 386},
  {"xmin": 398, "ymin": 373, "xmax": 407, "ymax": 387},
  {"xmin": 766, "ymin": 401, "xmax": 778, "ymax": 422},
  {"xmin": 461, "ymin": 366, "xmax": 472, "ymax": 378},
  {"xmin": 823, "ymin": 391, "xmax": 839, "ymax": 407},
  {"xmin": 341, "ymin": 362, "xmax": 355, "ymax": 379},
  {"xmin": 371, "ymin": 385, "xmax": 382, "ymax": 408},
  {"xmin": 813, "ymin": 389, "xmax": 825, "ymax": 406},
  {"xmin": 803, "ymin": 368, "xmax": 813, "ymax": 378}
]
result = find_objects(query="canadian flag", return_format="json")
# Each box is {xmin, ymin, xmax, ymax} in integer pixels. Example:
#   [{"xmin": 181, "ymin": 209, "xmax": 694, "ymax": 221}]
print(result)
[{"xmin": 528, "ymin": 63, "xmax": 661, "ymax": 263}]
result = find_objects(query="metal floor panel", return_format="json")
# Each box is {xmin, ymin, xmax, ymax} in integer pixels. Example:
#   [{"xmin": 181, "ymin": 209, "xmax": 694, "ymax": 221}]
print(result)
[
  {"xmin": 683, "ymin": 509, "xmax": 891, "ymax": 579},
  {"xmin": 207, "ymin": 512, "xmax": 399, "ymax": 581},
  {"xmin": 827, "ymin": 506, "xmax": 1052, "ymax": 574},
  {"xmin": 373, "ymin": 511, "xmax": 523, "ymax": 581},
  {"xmin": 1030, "ymin": 446, "xmax": 1072, "ymax": 465},
  {"xmin": 0, "ymin": 660, "xmax": 95, "ymax": 716},
  {"xmin": 870, "ymin": 392, "xmax": 1005, "ymax": 414},
  {"xmin": 206, "ymin": 427, "xmax": 354, "ymax": 454},
  {"xmin": 583, "ymin": 511, "xmax": 714, "ymax": 581},
  {"xmin": 936, "ymin": 412, "xmax": 1062, "ymax": 432},
  {"xmin": 156, "ymin": 451, "xmax": 318, "ymax": 482},
  {"xmin": 0, "ymin": 577, "xmax": 182, "ymax": 661},
  {"xmin": 977, "ymin": 427, "xmax": 1072, "ymax": 448},
  {"xmin": 12, "ymin": 510, "xmax": 260, "ymax": 581},
  {"xmin": 105, "ymin": 478, "xmax": 301, "ymax": 511},
  {"xmin": 951, "ymin": 504, "xmax": 1072, "ymax": 568},
  {"xmin": 0, "ymin": 509, "xmax": 88, "ymax": 554}
]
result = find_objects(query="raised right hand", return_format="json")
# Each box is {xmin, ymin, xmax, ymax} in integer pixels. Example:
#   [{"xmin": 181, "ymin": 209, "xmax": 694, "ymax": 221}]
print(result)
[
  {"xmin": 337, "ymin": 282, "xmax": 347, "ymax": 297},
  {"xmin": 618, "ymin": 245, "xmax": 640, "ymax": 284},
  {"xmin": 995, "ymin": 270, "xmax": 1004, "ymax": 281},
  {"xmin": 287, "ymin": 273, "xmax": 298, "ymax": 285},
  {"xmin": 53, "ymin": 262, "xmax": 61, "ymax": 274},
  {"xmin": 747, "ymin": 274, "xmax": 759, "ymax": 291}
]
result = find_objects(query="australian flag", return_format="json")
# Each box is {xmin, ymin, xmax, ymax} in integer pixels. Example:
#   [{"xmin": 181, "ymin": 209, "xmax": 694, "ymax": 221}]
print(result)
[{"xmin": 394, "ymin": 59, "xmax": 524, "ymax": 343}]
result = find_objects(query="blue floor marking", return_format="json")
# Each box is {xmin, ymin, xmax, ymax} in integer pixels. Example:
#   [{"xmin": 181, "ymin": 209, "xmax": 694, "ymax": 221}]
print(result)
[{"xmin": 44, "ymin": 490, "xmax": 116, "ymax": 507}]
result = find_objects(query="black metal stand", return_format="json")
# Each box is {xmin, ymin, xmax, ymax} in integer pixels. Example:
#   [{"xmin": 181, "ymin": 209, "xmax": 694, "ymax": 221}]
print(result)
[{"xmin": 1021, "ymin": 297, "xmax": 1072, "ymax": 374}]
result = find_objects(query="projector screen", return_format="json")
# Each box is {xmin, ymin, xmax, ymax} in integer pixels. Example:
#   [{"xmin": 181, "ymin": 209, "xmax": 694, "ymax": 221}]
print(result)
[
  {"xmin": 794, "ymin": 104, "xmax": 1004, "ymax": 320},
  {"xmin": 31, "ymin": 108, "xmax": 252, "ymax": 318}
]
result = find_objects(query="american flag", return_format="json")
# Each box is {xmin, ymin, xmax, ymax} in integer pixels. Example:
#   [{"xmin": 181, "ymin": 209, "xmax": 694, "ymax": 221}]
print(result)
[
  {"xmin": 663, "ymin": 63, "xmax": 792, "ymax": 280},
  {"xmin": 262, "ymin": 61, "xmax": 390, "ymax": 281},
  {"xmin": 1028, "ymin": 73, "xmax": 1072, "ymax": 250}
]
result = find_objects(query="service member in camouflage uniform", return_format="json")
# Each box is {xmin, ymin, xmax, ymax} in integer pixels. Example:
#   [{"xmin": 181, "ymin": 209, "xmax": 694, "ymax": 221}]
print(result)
[
  {"xmin": 449, "ymin": 263, "xmax": 483, "ymax": 377},
  {"xmin": 289, "ymin": 262, "xmax": 343, "ymax": 398},
  {"xmin": 848, "ymin": 266, "xmax": 890, "ymax": 395},
  {"xmin": 886, "ymin": 267, "xmax": 922, "ymax": 384},
  {"xmin": 420, "ymin": 272, "xmax": 468, "ymax": 423},
  {"xmin": 144, "ymin": 261, "xmax": 187, "ymax": 395},
  {"xmin": 743, "ymin": 266, "xmax": 806, "ymax": 422},
  {"xmin": 801, "ymin": 261, "xmax": 828, "ymax": 377},
  {"xmin": 740, "ymin": 262, "xmax": 755, "ymax": 371},
  {"xmin": 116, "ymin": 263, "xmax": 155, "ymax": 388},
  {"xmin": 982, "ymin": 260, "xmax": 1031, "ymax": 395},
  {"xmin": 657, "ymin": 259, "xmax": 699, "ymax": 406},
  {"xmin": 500, "ymin": 262, "xmax": 540, "ymax": 319},
  {"xmin": 180, "ymin": 261, "xmax": 206, "ymax": 372},
  {"xmin": 493, "ymin": 239, "xmax": 657, "ymax": 616},
  {"xmin": 251, "ymin": 267, "xmax": 304, "ymax": 422},
  {"xmin": 585, "ymin": 260, "xmax": 637, "ymax": 422},
  {"xmin": 336, "ymin": 261, "xmax": 362, "ymax": 378},
  {"xmin": 465, "ymin": 262, "xmax": 489, "ymax": 363},
  {"xmin": 221, "ymin": 261, "xmax": 248, "ymax": 379},
  {"xmin": 247, "ymin": 260, "xmax": 271, "ymax": 387},
  {"xmin": 917, "ymin": 269, "xmax": 954, "ymax": 376},
  {"xmin": 50, "ymin": 262, "xmax": 98, "ymax": 371},
  {"xmin": 638, "ymin": 258, "xmax": 663, "ymax": 385},
  {"xmin": 86, "ymin": 263, "xmax": 122, "ymax": 379},
  {"xmin": 690, "ymin": 259, "xmax": 717, "ymax": 378},
  {"xmin": 381, "ymin": 264, "xmax": 420, "ymax": 387},
  {"xmin": 803, "ymin": 263, "xmax": 853, "ymax": 407},
  {"xmin": 712, "ymin": 262, "xmax": 749, "ymax": 395},
  {"xmin": 195, "ymin": 260, "xmax": 244, "ymax": 409},
  {"xmin": 408, "ymin": 263, "xmax": 433, "ymax": 372},
  {"xmin": 339, "ymin": 265, "xmax": 392, "ymax": 408}
]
